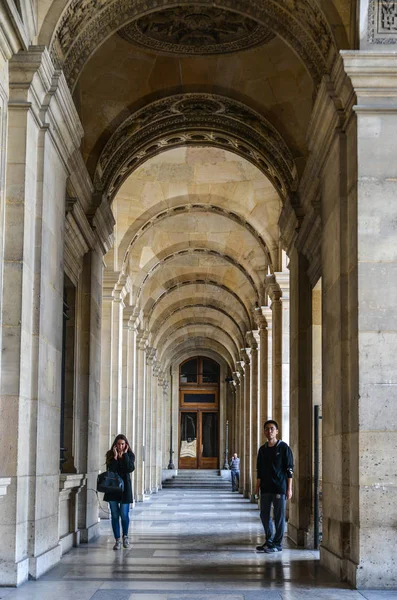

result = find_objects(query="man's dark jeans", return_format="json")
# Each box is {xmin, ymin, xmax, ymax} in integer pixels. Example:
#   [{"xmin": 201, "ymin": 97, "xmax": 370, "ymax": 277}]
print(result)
[
  {"xmin": 260, "ymin": 492, "xmax": 286, "ymax": 548},
  {"xmin": 231, "ymin": 469, "xmax": 240, "ymax": 491}
]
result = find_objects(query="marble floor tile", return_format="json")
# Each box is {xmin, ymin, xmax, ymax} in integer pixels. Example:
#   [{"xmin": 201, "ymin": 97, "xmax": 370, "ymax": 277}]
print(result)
[{"xmin": 2, "ymin": 488, "xmax": 395, "ymax": 600}]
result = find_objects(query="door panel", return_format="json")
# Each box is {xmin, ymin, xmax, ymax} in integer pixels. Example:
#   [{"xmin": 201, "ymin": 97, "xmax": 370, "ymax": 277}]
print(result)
[
  {"xmin": 179, "ymin": 412, "xmax": 198, "ymax": 469},
  {"xmin": 199, "ymin": 412, "xmax": 218, "ymax": 469},
  {"xmin": 179, "ymin": 410, "xmax": 218, "ymax": 469}
]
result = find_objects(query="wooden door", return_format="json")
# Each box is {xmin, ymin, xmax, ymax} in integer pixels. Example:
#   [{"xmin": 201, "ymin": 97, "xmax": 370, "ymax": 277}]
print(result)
[{"xmin": 179, "ymin": 410, "xmax": 219, "ymax": 469}]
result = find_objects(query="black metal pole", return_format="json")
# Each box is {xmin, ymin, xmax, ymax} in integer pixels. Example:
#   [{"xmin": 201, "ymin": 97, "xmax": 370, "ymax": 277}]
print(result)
[
  {"xmin": 314, "ymin": 404, "xmax": 320, "ymax": 549},
  {"xmin": 60, "ymin": 292, "xmax": 68, "ymax": 472},
  {"xmin": 223, "ymin": 420, "xmax": 229, "ymax": 469}
]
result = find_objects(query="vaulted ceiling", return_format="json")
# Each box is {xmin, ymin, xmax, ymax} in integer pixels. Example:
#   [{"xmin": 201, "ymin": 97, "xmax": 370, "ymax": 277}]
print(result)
[{"xmin": 37, "ymin": 0, "xmax": 356, "ymax": 368}]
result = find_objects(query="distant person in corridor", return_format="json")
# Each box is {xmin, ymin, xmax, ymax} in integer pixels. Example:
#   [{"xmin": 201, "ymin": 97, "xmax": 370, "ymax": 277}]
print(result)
[
  {"xmin": 229, "ymin": 452, "xmax": 240, "ymax": 492},
  {"xmin": 255, "ymin": 420, "xmax": 294, "ymax": 553}
]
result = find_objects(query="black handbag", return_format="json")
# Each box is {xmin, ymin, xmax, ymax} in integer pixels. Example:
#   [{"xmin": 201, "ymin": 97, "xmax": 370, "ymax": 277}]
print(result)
[{"xmin": 97, "ymin": 471, "xmax": 124, "ymax": 495}]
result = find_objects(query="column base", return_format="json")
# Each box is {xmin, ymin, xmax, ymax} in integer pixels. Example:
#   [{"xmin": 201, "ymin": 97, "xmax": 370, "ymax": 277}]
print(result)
[
  {"xmin": 320, "ymin": 545, "xmax": 357, "ymax": 587},
  {"xmin": 29, "ymin": 544, "xmax": 62, "ymax": 580},
  {"xmin": 0, "ymin": 557, "xmax": 29, "ymax": 587},
  {"xmin": 80, "ymin": 521, "xmax": 101, "ymax": 543},
  {"xmin": 287, "ymin": 522, "xmax": 313, "ymax": 548}
]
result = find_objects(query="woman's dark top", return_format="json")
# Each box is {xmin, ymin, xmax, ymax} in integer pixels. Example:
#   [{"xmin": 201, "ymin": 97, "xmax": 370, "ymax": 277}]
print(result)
[{"xmin": 104, "ymin": 451, "xmax": 135, "ymax": 504}]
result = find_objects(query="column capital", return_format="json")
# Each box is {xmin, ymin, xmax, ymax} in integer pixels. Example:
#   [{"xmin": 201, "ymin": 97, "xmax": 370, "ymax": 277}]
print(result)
[
  {"xmin": 240, "ymin": 349, "xmax": 250, "ymax": 366},
  {"xmin": 265, "ymin": 274, "xmax": 282, "ymax": 302},
  {"xmin": 254, "ymin": 306, "xmax": 268, "ymax": 330},
  {"xmin": 262, "ymin": 306, "xmax": 273, "ymax": 329},
  {"xmin": 341, "ymin": 51, "xmax": 397, "ymax": 109},
  {"xmin": 246, "ymin": 331, "xmax": 258, "ymax": 350}
]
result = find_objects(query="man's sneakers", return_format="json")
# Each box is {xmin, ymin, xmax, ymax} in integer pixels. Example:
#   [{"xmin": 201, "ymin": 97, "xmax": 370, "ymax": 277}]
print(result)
[
  {"xmin": 256, "ymin": 542, "xmax": 282, "ymax": 552},
  {"xmin": 264, "ymin": 546, "xmax": 282, "ymax": 553},
  {"xmin": 256, "ymin": 542, "xmax": 272, "ymax": 551}
]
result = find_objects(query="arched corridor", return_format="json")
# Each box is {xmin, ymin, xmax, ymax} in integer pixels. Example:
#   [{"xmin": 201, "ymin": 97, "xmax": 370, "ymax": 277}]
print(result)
[{"xmin": 1, "ymin": 0, "xmax": 397, "ymax": 592}]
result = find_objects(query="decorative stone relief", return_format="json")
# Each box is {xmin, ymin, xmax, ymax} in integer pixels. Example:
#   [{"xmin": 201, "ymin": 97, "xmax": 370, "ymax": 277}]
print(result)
[
  {"xmin": 94, "ymin": 93, "xmax": 297, "ymax": 200},
  {"xmin": 50, "ymin": 0, "xmax": 335, "ymax": 89},
  {"xmin": 118, "ymin": 6, "xmax": 274, "ymax": 55},
  {"xmin": 368, "ymin": 0, "xmax": 397, "ymax": 43}
]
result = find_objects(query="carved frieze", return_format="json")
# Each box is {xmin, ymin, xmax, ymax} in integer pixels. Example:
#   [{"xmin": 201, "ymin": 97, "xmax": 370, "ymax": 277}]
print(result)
[
  {"xmin": 50, "ymin": 0, "xmax": 335, "ymax": 89},
  {"xmin": 368, "ymin": 0, "xmax": 397, "ymax": 44},
  {"xmin": 94, "ymin": 93, "xmax": 298, "ymax": 200},
  {"xmin": 118, "ymin": 6, "xmax": 274, "ymax": 55}
]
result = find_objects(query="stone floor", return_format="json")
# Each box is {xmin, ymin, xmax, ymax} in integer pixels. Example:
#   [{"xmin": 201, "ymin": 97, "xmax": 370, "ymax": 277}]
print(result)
[{"xmin": 1, "ymin": 489, "xmax": 396, "ymax": 600}]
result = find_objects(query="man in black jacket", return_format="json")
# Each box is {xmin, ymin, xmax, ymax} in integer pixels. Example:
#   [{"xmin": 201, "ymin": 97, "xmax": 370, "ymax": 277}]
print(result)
[{"xmin": 255, "ymin": 420, "xmax": 293, "ymax": 553}]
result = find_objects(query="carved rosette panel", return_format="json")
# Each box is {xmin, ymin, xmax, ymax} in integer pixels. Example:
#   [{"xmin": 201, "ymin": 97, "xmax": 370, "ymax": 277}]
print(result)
[
  {"xmin": 94, "ymin": 93, "xmax": 298, "ymax": 200},
  {"xmin": 118, "ymin": 6, "xmax": 274, "ymax": 55},
  {"xmin": 368, "ymin": 0, "xmax": 397, "ymax": 44},
  {"xmin": 50, "ymin": 0, "xmax": 335, "ymax": 89}
]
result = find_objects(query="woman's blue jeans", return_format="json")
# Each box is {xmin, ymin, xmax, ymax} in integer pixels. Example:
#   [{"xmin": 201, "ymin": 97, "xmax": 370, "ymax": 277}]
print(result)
[{"xmin": 109, "ymin": 501, "xmax": 130, "ymax": 539}]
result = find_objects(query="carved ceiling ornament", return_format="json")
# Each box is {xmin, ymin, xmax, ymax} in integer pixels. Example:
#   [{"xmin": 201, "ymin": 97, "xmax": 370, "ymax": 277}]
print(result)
[
  {"xmin": 50, "ymin": 0, "xmax": 337, "ymax": 90},
  {"xmin": 368, "ymin": 0, "xmax": 397, "ymax": 44},
  {"xmin": 94, "ymin": 93, "xmax": 298, "ymax": 201},
  {"xmin": 118, "ymin": 6, "xmax": 274, "ymax": 55}
]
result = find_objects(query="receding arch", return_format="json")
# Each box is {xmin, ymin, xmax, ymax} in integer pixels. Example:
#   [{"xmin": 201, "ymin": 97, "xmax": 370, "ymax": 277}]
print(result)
[
  {"xmin": 95, "ymin": 93, "xmax": 298, "ymax": 200},
  {"xmin": 156, "ymin": 319, "xmax": 240, "ymax": 359},
  {"xmin": 158, "ymin": 324, "xmax": 239, "ymax": 364},
  {"xmin": 136, "ymin": 248, "xmax": 260, "ymax": 304},
  {"xmin": 161, "ymin": 335, "xmax": 234, "ymax": 372},
  {"xmin": 146, "ymin": 280, "xmax": 254, "ymax": 329},
  {"xmin": 124, "ymin": 204, "xmax": 273, "ymax": 273},
  {"xmin": 149, "ymin": 296, "xmax": 247, "ymax": 339},
  {"xmin": 151, "ymin": 302, "xmax": 246, "ymax": 344},
  {"xmin": 154, "ymin": 311, "xmax": 243, "ymax": 350}
]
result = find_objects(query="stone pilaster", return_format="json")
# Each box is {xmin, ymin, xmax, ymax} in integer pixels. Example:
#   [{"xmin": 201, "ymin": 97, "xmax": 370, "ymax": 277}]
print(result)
[
  {"xmin": 240, "ymin": 350, "xmax": 251, "ymax": 498},
  {"xmin": 247, "ymin": 332, "xmax": 259, "ymax": 500},
  {"xmin": 287, "ymin": 248, "xmax": 313, "ymax": 549},
  {"xmin": 236, "ymin": 363, "xmax": 244, "ymax": 493},
  {"xmin": 336, "ymin": 51, "xmax": 397, "ymax": 588},
  {"xmin": 254, "ymin": 309, "xmax": 269, "ymax": 431},
  {"xmin": 262, "ymin": 306, "xmax": 273, "ymax": 421},
  {"xmin": 134, "ymin": 329, "xmax": 147, "ymax": 501},
  {"xmin": 276, "ymin": 272, "xmax": 291, "ymax": 444},
  {"xmin": 266, "ymin": 276, "xmax": 283, "ymax": 437},
  {"xmin": 144, "ymin": 346, "xmax": 155, "ymax": 494},
  {"xmin": 0, "ymin": 47, "xmax": 83, "ymax": 585}
]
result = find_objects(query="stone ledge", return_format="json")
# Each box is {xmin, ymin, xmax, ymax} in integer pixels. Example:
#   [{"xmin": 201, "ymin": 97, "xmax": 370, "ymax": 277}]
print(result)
[{"xmin": 0, "ymin": 477, "xmax": 11, "ymax": 498}]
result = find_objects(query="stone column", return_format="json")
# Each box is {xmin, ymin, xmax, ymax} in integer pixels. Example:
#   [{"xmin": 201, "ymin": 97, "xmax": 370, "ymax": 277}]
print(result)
[
  {"xmin": 157, "ymin": 373, "xmax": 164, "ymax": 487},
  {"xmin": 0, "ymin": 48, "xmax": 83, "ymax": 585},
  {"xmin": 76, "ymin": 247, "xmax": 105, "ymax": 542},
  {"xmin": 236, "ymin": 364, "xmax": 244, "ymax": 492},
  {"xmin": 110, "ymin": 285, "xmax": 125, "ymax": 440},
  {"xmin": 287, "ymin": 248, "xmax": 312, "ymax": 548},
  {"xmin": 277, "ymin": 272, "xmax": 290, "ymax": 445},
  {"xmin": 100, "ymin": 276, "xmax": 114, "ymax": 466},
  {"xmin": 248, "ymin": 333, "xmax": 259, "ymax": 500},
  {"xmin": 241, "ymin": 350, "xmax": 251, "ymax": 498},
  {"xmin": 144, "ymin": 347, "xmax": 154, "ymax": 494},
  {"xmin": 337, "ymin": 52, "xmax": 397, "ymax": 588},
  {"xmin": 122, "ymin": 307, "xmax": 134, "ymax": 445},
  {"xmin": 151, "ymin": 361, "xmax": 160, "ymax": 491},
  {"xmin": 255, "ymin": 309, "xmax": 269, "ymax": 439},
  {"xmin": 266, "ymin": 276, "xmax": 283, "ymax": 438},
  {"xmin": 134, "ymin": 330, "xmax": 147, "ymax": 501},
  {"xmin": 262, "ymin": 306, "xmax": 273, "ymax": 421}
]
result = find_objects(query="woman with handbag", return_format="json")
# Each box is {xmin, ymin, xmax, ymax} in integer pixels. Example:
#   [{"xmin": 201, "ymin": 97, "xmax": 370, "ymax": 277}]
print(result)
[{"xmin": 104, "ymin": 434, "xmax": 135, "ymax": 550}]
